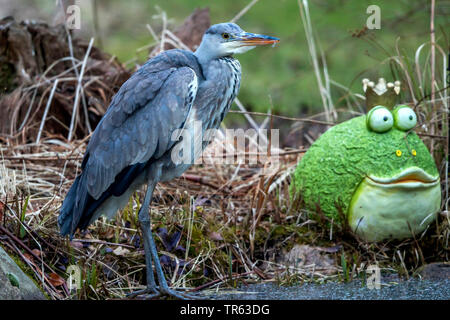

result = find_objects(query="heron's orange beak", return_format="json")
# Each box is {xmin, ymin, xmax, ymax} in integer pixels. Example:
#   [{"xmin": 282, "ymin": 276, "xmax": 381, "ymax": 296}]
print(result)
[{"xmin": 234, "ymin": 33, "xmax": 280, "ymax": 46}]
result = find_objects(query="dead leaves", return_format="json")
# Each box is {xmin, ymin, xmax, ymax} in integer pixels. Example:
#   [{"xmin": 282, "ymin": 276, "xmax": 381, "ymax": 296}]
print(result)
[
  {"xmin": 48, "ymin": 273, "xmax": 65, "ymax": 287},
  {"xmin": 208, "ymin": 231, "xmax": 224, "ymax": 241},
  {"xmin": 112, "ymin": 246, "xmax": 131, "ymax": 256},
  {"xmin": 0, "ymin": 201, "xmax": 5, "ymax": 221}
]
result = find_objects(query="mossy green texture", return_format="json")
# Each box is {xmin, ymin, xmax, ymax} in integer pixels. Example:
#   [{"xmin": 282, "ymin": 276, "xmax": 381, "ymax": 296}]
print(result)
[
  {"xmin": 7, "ymin": 272, "xmax": 20, "ymax": 288},
  {"xmin": 292, "ymin": 115, "xmax": 439, "ymax": 224}
]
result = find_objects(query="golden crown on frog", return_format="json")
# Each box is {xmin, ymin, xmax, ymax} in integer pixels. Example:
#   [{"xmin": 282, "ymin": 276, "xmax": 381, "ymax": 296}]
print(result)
[{"xmin": 363, "ymin": 78, "xmax": 401, "ymax": 111}]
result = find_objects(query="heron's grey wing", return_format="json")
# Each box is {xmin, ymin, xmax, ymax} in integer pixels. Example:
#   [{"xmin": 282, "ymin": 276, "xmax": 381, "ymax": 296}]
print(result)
[{"xmin": 84, "ymin": 66, "xmax": 198, "ymax": 200}]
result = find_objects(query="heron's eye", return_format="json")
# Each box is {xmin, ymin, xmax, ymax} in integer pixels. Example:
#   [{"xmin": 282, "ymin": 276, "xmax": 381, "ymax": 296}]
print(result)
[
  {"xmin": 367, "ymin": 106, "xmax": 394, "ymax": 133},
  {"xmin": 222, "ymin": 33, "xmax": 230, "ymax": 40},
  {"xmin": 393, "ymin": 105, "xmax": 417, "ymax": 131}
]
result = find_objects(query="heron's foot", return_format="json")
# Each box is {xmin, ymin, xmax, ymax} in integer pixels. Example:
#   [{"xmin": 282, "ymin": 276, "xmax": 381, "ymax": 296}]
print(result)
[
  {"xmin": 127, "ymin": 286, "xmax": 200, "ymax": 300},
  {"xmin": 156, "ymin": 287, "xmax": 200, "ymax": 300},
  {"xmin": 127, "ymin": 286, "xmax": 159, "ymax": 299}
]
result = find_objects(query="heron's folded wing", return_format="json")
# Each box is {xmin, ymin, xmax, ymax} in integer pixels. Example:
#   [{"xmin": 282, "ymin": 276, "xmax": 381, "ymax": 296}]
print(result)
[{"xmin": 83, "ymin": 66, "xmax": 198, "ymax": 200}]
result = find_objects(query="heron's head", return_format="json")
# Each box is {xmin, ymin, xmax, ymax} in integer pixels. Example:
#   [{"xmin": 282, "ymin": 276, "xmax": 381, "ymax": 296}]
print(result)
[{"xmin": 195, "ymin": 23, "xmax": 279, "ymax": 61}]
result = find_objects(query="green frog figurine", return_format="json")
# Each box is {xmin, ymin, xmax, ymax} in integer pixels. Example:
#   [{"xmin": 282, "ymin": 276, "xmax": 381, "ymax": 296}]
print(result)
[{"xmin": 292, "ymin": 78, "xmax": 441, "ymax": 241}]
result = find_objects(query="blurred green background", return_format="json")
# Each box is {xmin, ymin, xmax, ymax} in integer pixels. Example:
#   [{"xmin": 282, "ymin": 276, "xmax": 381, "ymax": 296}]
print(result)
[{"xmin": 2, "ymin": 0, "xmax": 449, "ymax": 117}]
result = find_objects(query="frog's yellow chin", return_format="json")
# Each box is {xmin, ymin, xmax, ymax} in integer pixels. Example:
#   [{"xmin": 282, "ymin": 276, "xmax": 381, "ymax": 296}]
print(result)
[{"xmin": 348, "ymin": 167, "xmax": 441, "ymax": 242}]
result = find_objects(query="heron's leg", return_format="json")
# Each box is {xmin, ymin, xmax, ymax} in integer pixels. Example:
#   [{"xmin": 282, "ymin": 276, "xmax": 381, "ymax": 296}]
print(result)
[
  {"xmin": 141, "ymin": 172, "xmax": 198, "ymax": 299},
  {"xmin": 127, "ymin": 182, "xmax": 159, "ymax": 298},
  {"xmin": 142, "ymin": 223, "xmax": 158, "ymax": 291},
  {"xmin": 145, "ymin": 223, "xmax": 198, "ymax": 300},
  {"xmin": 131, "ymin": 167, "xmax": 198, "ymax": 300}
]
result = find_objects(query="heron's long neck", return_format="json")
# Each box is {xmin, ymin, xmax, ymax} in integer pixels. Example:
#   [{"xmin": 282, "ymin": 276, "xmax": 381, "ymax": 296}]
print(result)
[
  {"xmin": 194, "ymin": 40, "xmax": 235, "ymax": 77},
  {"xmin": 194, "ymin": 50, "xmax": 237, "ymax": 81},
  {"xmin": 193, "ymin": 40, "xmax": 214, "ymax": 67}
]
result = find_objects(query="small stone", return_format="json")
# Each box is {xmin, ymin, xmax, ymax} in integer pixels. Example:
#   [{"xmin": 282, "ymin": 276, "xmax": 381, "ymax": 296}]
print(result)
[
  {"xmin": 417, "ymin": 262, "xmax": 450, "ymax": 280},
  {"xmin": 0, "ymin": 246, "xmax": 46, "ymax": 300},
  {"xmin": 282, "ymin": 244, "xmax": 337, "ymax": 275}
]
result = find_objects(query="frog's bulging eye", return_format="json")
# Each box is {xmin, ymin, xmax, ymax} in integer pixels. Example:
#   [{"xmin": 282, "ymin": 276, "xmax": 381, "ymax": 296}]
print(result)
[
  {"xmin": 393, "ymin": 106, "xmax": 417, "ymax": 131},
  {"xmin": 367, "ymin": 106, "xmax": 394, "ymax": 133}
]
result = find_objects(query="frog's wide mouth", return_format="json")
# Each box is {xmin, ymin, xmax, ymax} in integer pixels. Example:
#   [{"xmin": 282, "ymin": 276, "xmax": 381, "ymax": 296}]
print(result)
[{"xmin": 366, "ymin": 167, "xmax": 439, "ymax": 189}]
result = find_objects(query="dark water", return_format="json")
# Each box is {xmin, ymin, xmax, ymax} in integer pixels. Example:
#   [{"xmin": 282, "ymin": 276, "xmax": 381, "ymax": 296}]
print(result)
[{"xmin": 207, "ymin": 279, "xmax": 450, "ymax": 300}]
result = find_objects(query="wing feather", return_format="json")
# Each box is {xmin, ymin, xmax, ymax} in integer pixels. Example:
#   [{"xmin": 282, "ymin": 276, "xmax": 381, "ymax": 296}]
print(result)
[{"xmin": 84, "ymin": 64, "xmax": 198, "ymax": 199}]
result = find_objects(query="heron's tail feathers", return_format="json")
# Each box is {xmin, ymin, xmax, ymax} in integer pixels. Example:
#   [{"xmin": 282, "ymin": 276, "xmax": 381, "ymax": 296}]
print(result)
[
  {"xmin": 58, "ymin": 174, "xmax": 84, "ymax": 238},
  {"xmin": 59, "ymin": 162, "xmax": 148, "ymax": 238}
]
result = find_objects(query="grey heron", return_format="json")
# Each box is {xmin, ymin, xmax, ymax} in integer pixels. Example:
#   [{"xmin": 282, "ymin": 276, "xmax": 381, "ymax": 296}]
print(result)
[{"xmin": 58, "ymin": 22, "xmax": 279, "ymax": 299}]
